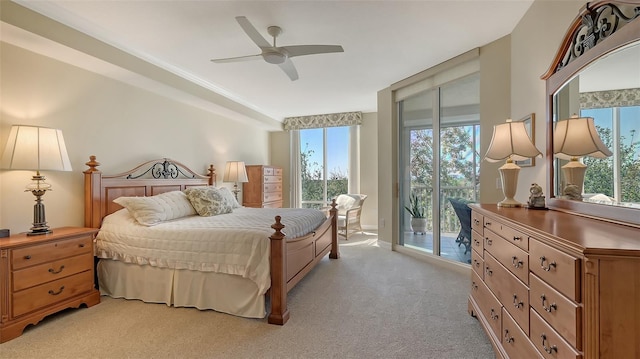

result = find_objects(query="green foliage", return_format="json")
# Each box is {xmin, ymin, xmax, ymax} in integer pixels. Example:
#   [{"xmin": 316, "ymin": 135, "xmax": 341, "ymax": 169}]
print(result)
[
  {"xmin": 300, "ymin": 143, "xmax": 348, "ymax": 204},
  {"xmin": 404, "ymin": 194, "xmax": 425, "ymax": 218},
  {"xmin": 583, "ymin": 128, "xmax": 640, "ymax": 202}
]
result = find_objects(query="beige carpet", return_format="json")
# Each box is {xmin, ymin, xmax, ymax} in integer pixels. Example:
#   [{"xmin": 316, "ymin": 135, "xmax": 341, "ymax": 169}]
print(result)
[{"xmin": 0, "ymin": 233, "xmax": 494, "ymax": 359}]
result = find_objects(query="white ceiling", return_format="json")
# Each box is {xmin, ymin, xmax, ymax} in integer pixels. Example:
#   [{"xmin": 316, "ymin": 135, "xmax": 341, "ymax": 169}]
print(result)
[{"xmin": 5, "ymin": 0, "xmax": 534, "ymax": 126}]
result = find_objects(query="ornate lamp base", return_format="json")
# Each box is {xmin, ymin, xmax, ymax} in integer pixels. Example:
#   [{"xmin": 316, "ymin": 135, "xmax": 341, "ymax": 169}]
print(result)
[{"xmin": 26, "ymin": 174, "xmax": 53, "ymax": 236}]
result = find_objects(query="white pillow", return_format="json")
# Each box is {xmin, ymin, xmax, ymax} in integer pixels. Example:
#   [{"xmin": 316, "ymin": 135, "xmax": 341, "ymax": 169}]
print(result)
[
  {"xmin": 218, "ymin": 186, "xmax": 242, "ymax": 209},
  {"xmin": 113, "ymin": 191, "xmax": 196, "ymax": 226},
  {"xmin": 183, "ymin": 187, "xmax": 233, "ymax": 216}
]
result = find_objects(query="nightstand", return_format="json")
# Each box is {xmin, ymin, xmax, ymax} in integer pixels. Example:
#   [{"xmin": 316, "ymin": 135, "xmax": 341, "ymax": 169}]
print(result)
[{"xmin": 0, "ymin": 227, "xmax": 100, "ymax": 343}]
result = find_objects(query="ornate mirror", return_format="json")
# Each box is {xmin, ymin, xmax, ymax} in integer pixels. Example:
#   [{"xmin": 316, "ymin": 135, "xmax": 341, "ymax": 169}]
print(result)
[{"xmin": 542, "ymin": 1, "xmax": 640, "ymax": 227}]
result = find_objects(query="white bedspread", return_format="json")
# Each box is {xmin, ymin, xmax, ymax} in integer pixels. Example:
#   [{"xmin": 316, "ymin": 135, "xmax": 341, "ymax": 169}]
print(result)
[{"xmin": 95, "ymin": 207, "xmax": 327, "ymax": 294}]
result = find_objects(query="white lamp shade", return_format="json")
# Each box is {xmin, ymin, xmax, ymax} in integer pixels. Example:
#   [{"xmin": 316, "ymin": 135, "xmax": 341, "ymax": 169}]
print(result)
[
  {"xmin": 484, "ymin": 120, "xmax": 542, "ymax": 162},
  {"xmin": 554, "ymin": 115, "xmax": 612, "ymax": 160},
  {"xmin": 223, "ymin": 161, "xmax": 248, "ymax": 183},
  {"xmin": 1, "ymin": 125, "xmax": 72, "ymax": 171}
]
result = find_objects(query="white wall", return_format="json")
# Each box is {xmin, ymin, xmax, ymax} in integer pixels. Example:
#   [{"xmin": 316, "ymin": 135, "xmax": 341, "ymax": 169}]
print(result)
[{"xmin": 0, "ymin": 43, "xmax": 270, "ymax": 233}]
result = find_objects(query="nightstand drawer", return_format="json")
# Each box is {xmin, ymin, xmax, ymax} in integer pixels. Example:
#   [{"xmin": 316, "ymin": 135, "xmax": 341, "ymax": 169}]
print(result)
[
  {"xmin": 13, "ymin": 254, "xmax": 94, "ymax": 291},
  {"xmin": 11, "ymin": 235, "xmax": 92, "ymax": 269},
  {"xmin": 12, "ymin": 270, "xmax": 94, "ymax": 317}
]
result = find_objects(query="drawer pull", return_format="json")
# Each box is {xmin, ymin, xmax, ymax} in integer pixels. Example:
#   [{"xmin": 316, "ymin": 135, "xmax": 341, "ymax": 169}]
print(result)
[
  {"xmin": 24, "ymin": 255, "xmax": 32, "ymax": 260},
  {"xmin": 513, "ymin": 294, "xmax": 524, "ymax": 309},
  {"xmin": 79, "ymin": 243, "xmax": 85, "ymax": 248},
  {"xmin": 541, "ymin": 294, "xmax": 557, "ymax": 312},
  {"xmin": 48, "ymin": 265, "xmax": 65, "ymax": 274},
  {"xmin": 48, "ymin": 286, "xmax": 65, "ymax": 296},
  {"xmin": 490, "ymin": 308, "xmax": 499, "ymax": 320},
  {"xmin": 540, "ymin": 256, "xmax": 557, "ymax": 271},
  {"xmin": 471, "ymin": 281, "xmax": 478, "ymax": 291},
  {"xmin": 473, "ymin": 259, "xmax": 481, "ymax": 268},
  {"xmin": 512, "ymin": 236, "xmax": 521, "ymax": 241},
  {"xmin": 473, "ymin": 219, "xmax": 481, "ymax": 225},
  {"xmin": 511, "ymin": 256, "xmax": 523, "ymax": 268},
  {"xmin": 473, "ymin": 239, "xmax": 480, "ymax": 246},
  {"xmin": 485, "ymin": 238, "xmax": 492, "ymax": 246},
  {"xmin": 541, "ymin": 334, "xmax": 558, "ymax": 354},
  {"xmin": 485, "ymin": 267, "xmax": 493, "ymax": 276},
  {"xmin": 485, "ymin": 221, "xmax": 492, "ymax": 226},
  {"xmin": 504, "ymin": 330, "xmax": 515, "ymax": 344}
]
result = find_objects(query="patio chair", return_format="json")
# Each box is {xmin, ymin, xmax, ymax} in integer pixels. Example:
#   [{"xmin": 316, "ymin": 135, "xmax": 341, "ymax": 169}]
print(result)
[
  {"xmin": 333, "ymin": 194, "xmax": 368, "ymax": 240},
  {"xmin": 448, "ymin": 198, "xmax": 473, "ymax": 254}
]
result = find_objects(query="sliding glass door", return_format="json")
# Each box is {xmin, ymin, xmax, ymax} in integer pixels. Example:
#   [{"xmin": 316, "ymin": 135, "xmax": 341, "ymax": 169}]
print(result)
[{"xmin": 399, "ymin": 74, "xmax": 480, "ymax": 264}]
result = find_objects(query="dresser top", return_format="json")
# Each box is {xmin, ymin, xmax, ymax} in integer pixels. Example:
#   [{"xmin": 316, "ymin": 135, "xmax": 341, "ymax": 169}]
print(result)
[{"xmin": 471, "ymin": 204, "xmax": 640, "ymax": 255}]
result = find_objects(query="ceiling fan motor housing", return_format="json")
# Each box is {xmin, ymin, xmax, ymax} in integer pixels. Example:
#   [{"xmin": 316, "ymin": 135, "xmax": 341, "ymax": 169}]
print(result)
[{"xmin": 262, "ymin": 49, "xmax": 288, "ymax": 64}]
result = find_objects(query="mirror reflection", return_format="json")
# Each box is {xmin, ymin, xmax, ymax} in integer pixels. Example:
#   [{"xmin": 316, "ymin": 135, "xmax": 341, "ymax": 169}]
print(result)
[{"xmin": 553, "ymin": 42, "xmax": 640, "ymax": 209}]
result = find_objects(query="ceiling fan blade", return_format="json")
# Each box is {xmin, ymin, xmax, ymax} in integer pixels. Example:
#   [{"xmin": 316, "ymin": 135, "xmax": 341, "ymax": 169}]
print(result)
[
  {"xmin": 278, "ymin": 59, "xmax": 299, "ymax": 81},
  {"xmin": 211, "ymin": 54, "xmax": 262, "ymax": 63},
  {"xmin": 235, "ymin": 16, "xmax": 271, "ymax": 49},
  {"xmin": 282, "ymin": 45, "xmax": 344, "ymax": 58}
]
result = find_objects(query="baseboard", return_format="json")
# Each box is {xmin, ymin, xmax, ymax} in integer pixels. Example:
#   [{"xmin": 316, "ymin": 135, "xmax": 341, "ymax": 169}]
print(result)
[{"xmin": 392, "ymin": 245, "xmax": 471, "ymax": 276}]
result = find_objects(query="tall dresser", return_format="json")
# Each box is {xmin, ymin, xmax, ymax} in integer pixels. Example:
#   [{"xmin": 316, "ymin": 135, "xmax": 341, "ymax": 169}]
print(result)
[
  {"xmin": 468, "ymin": 204, "xmax": 640, "ymax": 359},
  {"xmin": 243, "ymin": 165, "xmax": 283, "ymax": 208}
]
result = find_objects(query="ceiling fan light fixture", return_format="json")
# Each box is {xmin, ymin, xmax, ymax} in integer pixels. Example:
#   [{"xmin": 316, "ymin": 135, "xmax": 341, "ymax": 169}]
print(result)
[{"xmin": 262, "ymin": 50, "xmax": 287, "ymax": 64}]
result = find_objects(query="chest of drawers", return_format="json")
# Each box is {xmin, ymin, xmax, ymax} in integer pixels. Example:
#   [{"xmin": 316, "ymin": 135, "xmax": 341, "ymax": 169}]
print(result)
[
  {"xmin": 0, "ymin": 227, "xmax": 100, "ymax": 343},
  {"xmin": 468, "ymin": 204, "xmax": 640, "ymax": 359},
  {"xmin": 243, "ymin": 165, "xmax": 283, "ymax": 208}
]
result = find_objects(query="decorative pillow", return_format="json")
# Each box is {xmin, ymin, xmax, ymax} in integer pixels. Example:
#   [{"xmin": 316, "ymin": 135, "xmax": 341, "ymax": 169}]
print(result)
[
  {"xmin": 184, "ymin": 187, "xmax": 233, "ymax": 216},
  {"xmin": 217, "ymin": 186, "xmax": 242, "ymax": 209},
  {"xmin": 113, "ymin": 191, "xmax": 196, "ymax": 226}
]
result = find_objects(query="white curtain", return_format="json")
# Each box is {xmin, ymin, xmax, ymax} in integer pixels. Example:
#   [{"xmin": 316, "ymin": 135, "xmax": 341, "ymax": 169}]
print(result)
[{"xmin": 289, "ymin": 130, "xmax": 302, "ymax": 208}]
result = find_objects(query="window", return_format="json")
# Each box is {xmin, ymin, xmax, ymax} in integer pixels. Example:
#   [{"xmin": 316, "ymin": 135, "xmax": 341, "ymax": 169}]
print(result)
[{"xmin": 299, "ymin": 126, "xmax": 352, "ymax": 209}]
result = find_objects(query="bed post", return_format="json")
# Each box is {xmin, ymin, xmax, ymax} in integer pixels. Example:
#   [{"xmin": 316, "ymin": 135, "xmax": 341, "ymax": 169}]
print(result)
[
  {"xmin": 329, "ymin": 199, "xmax": 339, "ymax": 259},
  {"xmin": 268, "ymin": 216, "xmax": 290, "ymax": 325},
  {"xmin": 83, "ymin": 155, "xmax": 102, "ymax": 229}
]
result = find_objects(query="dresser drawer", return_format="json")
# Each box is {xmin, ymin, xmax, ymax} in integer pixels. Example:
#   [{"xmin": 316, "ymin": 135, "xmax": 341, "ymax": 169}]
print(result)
[
  {"xmin": 13, "ymin": 254, "xmax": 93, "ymax": 291},
  {"xmin": 483, "ymin": 252, "xmax": 529, "ymax": 334},
  {"xmin": 530, "ymin": 274, "xmax": 581, "ymax": 350},
  {"xmin": 471, "ymin": 211, "xmax": 484, "ymax": 234},
  {"xmin": 12, "ymin": 270, "xmax": 94, "ymax": 317},
  {"xmin": 264, "ymin": 183, "xmax": 282, "ymax": 193},
  {"xmin": 264, "ymin": 175, "xmax": 282, "ymax": 184},
  {"xmin": 530, "ymin": 239, "xmax": 580, "ymax": 302},
  {"xmin": 484, "ymin": 229, "xmax": 529, "ymax": 285},
  {"xmin": 263, "ymin": 167, "xmax": 274, "ymax": 175},
  {"xmin": 471, "ymin": 271, "xmax": 502, "ymax": 338},
  {"xmin": 483, "ymin": 217, "xmax": 528, "ymax": 251},
  {"xmin": 262, "ymin": 201, "xmax": 282, "ymax": 208},
  {"xmin": 11, "ymin": 235, "xmax": 93, "ymax": 269},
  {"xmin": 530, "ymin": 309, "xmax": 581, "ymax": 359},
  {"xmin": 472, "ymin": 230, "xmax": 484, "ymax": 253},
  {"xmin": 264, "ymin": 191, "xmax": 283, "ymax": 202},
  {"xmin": 502, "ymin": 308, "xmax": 542, "ymax": 359},
  {"xmin": 471, "ymin": 249, "xmax": 483, "ymax": 279}
]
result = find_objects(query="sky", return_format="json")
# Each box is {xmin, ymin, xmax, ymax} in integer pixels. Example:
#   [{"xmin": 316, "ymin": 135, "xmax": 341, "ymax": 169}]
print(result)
[{"xmin": 300, "ymin": 127, "xmax": 349, "ymax": 178}]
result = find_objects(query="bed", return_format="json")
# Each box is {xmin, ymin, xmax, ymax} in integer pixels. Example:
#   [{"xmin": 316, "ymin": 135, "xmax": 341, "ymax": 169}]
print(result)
[{"xmin": 83, "ymin": 156, "xmax": 339, "ymax": 324}]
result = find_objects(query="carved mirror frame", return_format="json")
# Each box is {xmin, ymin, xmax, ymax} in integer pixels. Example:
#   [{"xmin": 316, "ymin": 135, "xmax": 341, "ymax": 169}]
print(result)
[{"xmin": 542, "ymin": 0, "xmax": 640, "ymax": 228}]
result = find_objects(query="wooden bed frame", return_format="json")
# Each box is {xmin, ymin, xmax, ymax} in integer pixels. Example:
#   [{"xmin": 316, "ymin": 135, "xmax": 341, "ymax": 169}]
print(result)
[{"xmin": 83, "ymin": 155, "xmax": 339, "ymax": 325}]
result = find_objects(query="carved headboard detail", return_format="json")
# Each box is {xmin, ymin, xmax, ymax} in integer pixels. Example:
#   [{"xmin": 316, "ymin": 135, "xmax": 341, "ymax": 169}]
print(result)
[{"xmin": 83, "ymin": 155, "xmax": 216, "ymax": 228}]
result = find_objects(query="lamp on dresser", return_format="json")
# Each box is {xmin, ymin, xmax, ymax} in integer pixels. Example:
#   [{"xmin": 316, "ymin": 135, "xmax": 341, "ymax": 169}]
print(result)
[
  {"xmin": 223, "ymin": 161, "xmax": 248, "ymax": 200},
  {"xmin": 484, "ymin": 119, "xmax": 542, "ymax": 207},
  {"xmin": 553, "ymin": 114, "xmax": 612, "ymax": 200},
  {"xmin": 0, "ymin": 125, "xmax": 72, "ymax": 235}
]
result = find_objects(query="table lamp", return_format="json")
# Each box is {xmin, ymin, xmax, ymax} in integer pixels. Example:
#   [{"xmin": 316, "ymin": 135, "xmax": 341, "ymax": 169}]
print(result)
[
  {"xmin": 484, "ymin": 119, "xmax": 542, "ymax": 207},
  {"xmin": 223, "ymin": 161, "xmax": 248, "ymax": 200},
  {"xmin": 553, "ymin": 114, "xmax": 612, "ymax": 200},
  {"xmin": 1, "ymin": 125, "xmax": 72, "ymax": 235}
]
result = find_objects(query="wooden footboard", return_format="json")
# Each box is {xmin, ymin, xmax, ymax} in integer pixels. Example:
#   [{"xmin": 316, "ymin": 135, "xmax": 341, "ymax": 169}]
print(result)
[{"xmin": 268, "ymin": 202, "xmax": 338, "ymax": 325}]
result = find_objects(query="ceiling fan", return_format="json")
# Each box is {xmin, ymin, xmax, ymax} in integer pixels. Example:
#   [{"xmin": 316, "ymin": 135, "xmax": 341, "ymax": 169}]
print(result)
[{"xmin": 211, "ymin": 16, "xmax": 344, "ymax": 81}]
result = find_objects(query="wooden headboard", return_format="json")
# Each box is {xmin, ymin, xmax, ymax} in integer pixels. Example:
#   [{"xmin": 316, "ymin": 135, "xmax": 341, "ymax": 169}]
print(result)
[{"xmin": 83, "ymin": 155, "xmax": 216, "ymax": 228}]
